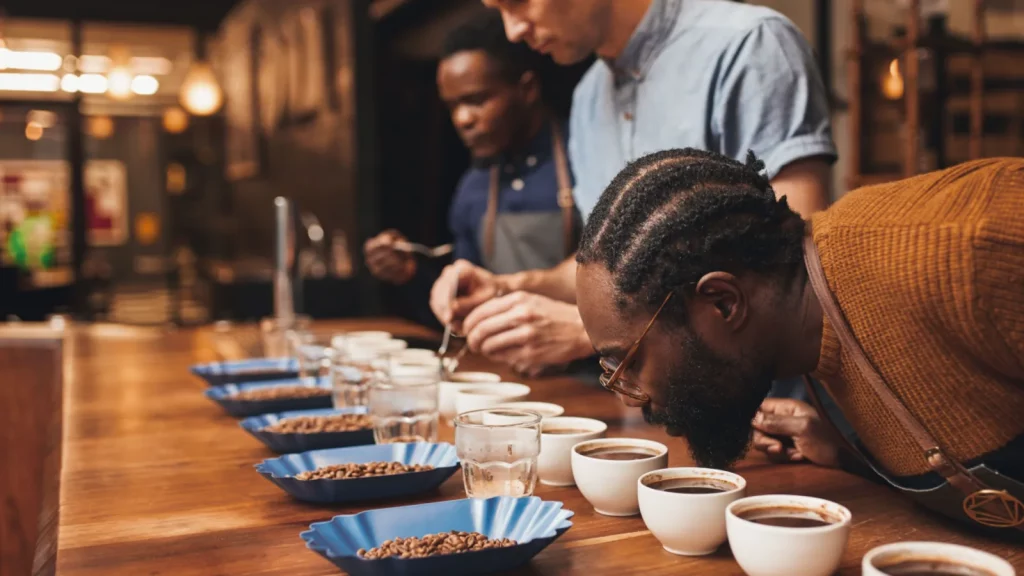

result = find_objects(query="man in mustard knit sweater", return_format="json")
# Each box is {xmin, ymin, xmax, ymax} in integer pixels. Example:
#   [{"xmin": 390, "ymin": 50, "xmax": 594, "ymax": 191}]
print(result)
[{"xmin": 575, "ymin": 148, "xmax": 1023, "ymax": 529}]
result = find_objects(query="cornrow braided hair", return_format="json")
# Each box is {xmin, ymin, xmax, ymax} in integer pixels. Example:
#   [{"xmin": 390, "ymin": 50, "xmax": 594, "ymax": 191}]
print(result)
[{"xmin": 576, "ymin": 148, "xmax": 806, "ymax": 321}]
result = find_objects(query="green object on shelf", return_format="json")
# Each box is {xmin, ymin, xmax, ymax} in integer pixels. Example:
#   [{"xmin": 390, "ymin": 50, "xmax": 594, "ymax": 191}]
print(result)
[{"xmin": 7, "ymin": 214, "xmax": 57, "ymax": 270}]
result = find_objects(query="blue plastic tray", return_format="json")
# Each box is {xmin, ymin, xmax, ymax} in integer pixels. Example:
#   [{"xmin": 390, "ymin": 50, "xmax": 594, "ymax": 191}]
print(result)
[
  {"xmin": 190, "ymin": 357, "xmax": 299, "ymax": 386},
  {"xmin": 240, "ymin": 407, "xmax": 374, "ymax": 453},
  {"xmin": 204, "ymin": 377, "xmax": 332, "ymax": 417},
  {"xmin": 301, "ymin": 496, "xmax": 573, "ymax": 576},
  {"xmin": 256, "ymin": 442, "xmax": 459, "ymax": 504}
]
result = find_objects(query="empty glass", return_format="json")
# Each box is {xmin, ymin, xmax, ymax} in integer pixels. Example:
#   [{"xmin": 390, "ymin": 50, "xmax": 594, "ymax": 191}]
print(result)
[
  {"xmin": 297, "ymin": 344, "xmax": 335, "ymax": 384},
  {"xmin": 330, "ymin": 360, "xmax": 371, "ymax": 408},
  {"xmin": 260, "ymin": 315, "xmax": 311, "ymax": 357},
  {"xmin": 454, "ymin": 409, "xmax": 541, "ymax": 499},
  {"xmin": 368, "ymin": 377, "xmax": 439, "ymax": 444}
]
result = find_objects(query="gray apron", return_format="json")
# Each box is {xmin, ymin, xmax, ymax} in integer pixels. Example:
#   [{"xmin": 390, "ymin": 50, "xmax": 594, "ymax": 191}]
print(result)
[
  {"xmin": 802, "ymin": 236, "xmax": 1024, "ymax": 534},
  {"xmin": 479, "ymin": 121, "xmax": 578, "ymax": 275}
]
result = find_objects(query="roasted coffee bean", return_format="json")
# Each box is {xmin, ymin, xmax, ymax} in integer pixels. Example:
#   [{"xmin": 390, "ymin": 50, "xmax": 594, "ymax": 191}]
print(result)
[
  {"xmin": 294, "ymin": 461, "xmax": 433, "ymax": 481},
  {"xmin": 229, "ymin": 386, "xmax": 330, "ymax": 402},
  {"xmin": 262, "ymin": 414, "xmax": 372, "ymax": 434},
  {"xmin": 357, "ymin": 531, "xmax": 517, "ymax": 560}
]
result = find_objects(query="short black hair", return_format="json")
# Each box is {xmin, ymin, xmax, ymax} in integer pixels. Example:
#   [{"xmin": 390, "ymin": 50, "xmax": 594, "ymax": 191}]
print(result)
[
  {"xmin": 441, "ymin": 11, "xmax": 539, "ymax": 84},
  {"xmin": 576, "ymin": 148, "xmax": 806, "ymax": 322}
]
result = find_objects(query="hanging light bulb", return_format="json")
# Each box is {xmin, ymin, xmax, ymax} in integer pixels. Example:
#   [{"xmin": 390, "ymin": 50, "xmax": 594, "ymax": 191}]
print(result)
[
  {"xmin": 162, "ymin": 106, "xmax": 189, "ymax": 134},
  {"xmin": 881, "ymin": 58, "xmax": 904, "ymax": 101},
  {"xmin": 179, "ymin": 60, "xmax": 222, "ymax": 116},
  {"xmin": 106, "ymin": 46, "xmax": 133, "ymax": 100}
]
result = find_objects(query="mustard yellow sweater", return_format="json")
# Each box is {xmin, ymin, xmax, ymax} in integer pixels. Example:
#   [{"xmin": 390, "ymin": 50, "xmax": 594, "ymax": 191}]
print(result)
[{"xmin": 810, "ymin": 158, "xmax": 1024, "ymax": 477}]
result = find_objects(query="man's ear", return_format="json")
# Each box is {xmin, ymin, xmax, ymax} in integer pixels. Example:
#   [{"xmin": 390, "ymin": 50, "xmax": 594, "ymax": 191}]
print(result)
[
  {"xmin": 518, "ymin": 70, "xmax": 541, "ymax": 106},
  {"xmin": 694, "ymin": 271, "xmax": 748, "ymax": 331}
]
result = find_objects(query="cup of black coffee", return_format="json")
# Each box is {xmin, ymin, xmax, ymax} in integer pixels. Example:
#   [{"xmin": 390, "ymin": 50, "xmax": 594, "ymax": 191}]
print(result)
[
  {"xmin": 862, "ymin": 542, "xmax": 1015, "ymax": 576},
  {"xmin": 571, "ymin": 438, "xmax": 668, "ymax": 516},
  {"xmin": 726, "ymin": 494, "xmax": 852, "ymax": 576},
  {"xmin": 638, "ymin": 467, "xmax": 746, "ymax": 556}
]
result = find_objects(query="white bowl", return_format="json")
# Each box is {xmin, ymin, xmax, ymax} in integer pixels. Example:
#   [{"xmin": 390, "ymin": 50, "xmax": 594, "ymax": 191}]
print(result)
[
  {"xmin": 438, "ymin": 372, "xmax": 502, "ymax": 421},
  {"xmin": 862, "ymin": 541, "xmax": 1016, "ymax": 576},
  {"xmin": 571, "ymin": 438, "xmax": 668, "ymax": 517},
  {"xmin": 454, "ymin": 383, "xmax": 531, "ymax": 416},
  {"xmin": 638, "ymin": 467, "xmax": 746, "ymax": 556},
  {"xmin": 537, "ymin": 417, "xmax": 607, "ymax": 487},
  {"xmin": 331, "ymin": 331, "xmax": 392, "ymax": 350},
  {"xmin": 348, "ymin": 338, "xmax": 407, "ymax": 355},
  {"xmin": 494, "ymin": 401, "xmax": 564, "ymax": 419},
  {"xmin": 726, "ymin": 494, "xmax": 852, "ymax": 576},
  {"xmin": 392, "ymin": 348, "xmax": 439, "ymax": 362}
]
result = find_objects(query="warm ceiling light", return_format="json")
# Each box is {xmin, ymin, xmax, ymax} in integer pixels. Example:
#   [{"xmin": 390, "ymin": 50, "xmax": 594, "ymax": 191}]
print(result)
[
  {"xmin": 60, "ymin": 73, "xmax": 79, "ymax": 93},
  {"xmin": 107, "ymin": 65, "xmax": 133, "ymax": 100},
  {"xmin": 87, "ymin": 116, "xmax": 115, "ymax": 140},
  {"xmin": 881, "ymin": 58, "xmax": 904, "ymax": 101},
  {"xmin": 78, "ymin": 55, "xmax": 111, "ymax": 74},
  {"xmin": 130, "ymin": 75, "xmax": 159, "ymax": 95},
  {"xmin": 0, "ymin": 73, "xmax": 60, "ymax": 92},
  {"xmin": 25, "ymin": 121, "xmax": 44, "ymax": 141},
  {"xmin": 0, "ymin": 50, "xmax": 62, "ymax": 71},
  {"xmin": 162, "ymin": 106, "xmax": 189, "ymax": 134},
  {"xmin": 78, "ymin": 74, "xmax": 108, "ymax": 94},
  {"xmin": 179, "ymin": 61, "xmax": 222, "ymax": 116}
]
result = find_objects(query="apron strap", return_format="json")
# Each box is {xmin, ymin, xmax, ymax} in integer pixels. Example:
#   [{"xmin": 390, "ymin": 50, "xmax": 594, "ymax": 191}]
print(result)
[
  {"xmin": 802, "ymin": 235, "xmax": 1024, "ymax": 529},
  {"xmin": 550, "ymin": 121, "xmax": 577, "ymax": 258},
  {"xmin": 481, "ymin": 120, "xmax": 576, "ymax": 264}
]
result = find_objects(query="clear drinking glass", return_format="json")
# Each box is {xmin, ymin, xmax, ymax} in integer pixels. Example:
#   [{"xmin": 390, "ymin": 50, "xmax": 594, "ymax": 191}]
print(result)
[
  {"xmin": 260, "ymin": 315, "xmax": 312, "ymax": 357},
  {"xmin": 454, "ymin": 409, "xmax": 541, "ymax": 498},
  {"xmin": 297, "ymin": 344, "xmax": 334, "ymax": 384},
  {"xmin": 330, "ymin": 360, "xmax": 371, "ymax": 408},
  {"xmin": 368, "ymin": 377, "xmax": 439, "ymax": 444}
]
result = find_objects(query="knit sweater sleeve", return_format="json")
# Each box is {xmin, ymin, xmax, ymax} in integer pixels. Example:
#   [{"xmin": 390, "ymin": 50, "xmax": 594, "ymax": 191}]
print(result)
[{"xmin": 969, "ymin": 162, "xmax": 1024, "ymax": 382}]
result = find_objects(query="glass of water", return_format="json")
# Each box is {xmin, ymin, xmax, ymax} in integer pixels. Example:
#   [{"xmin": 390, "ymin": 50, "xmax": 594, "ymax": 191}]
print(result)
[
  {"xmin": 454, "ymin": 409, "xmax": 541, "ymax": 499},
  {"xmin": 330, "ymin": 359, "xmax": 371, "ymax": 408},
  {"xmin": 368, "ymin": 376, "xmax": 439, "ymax": 444}
]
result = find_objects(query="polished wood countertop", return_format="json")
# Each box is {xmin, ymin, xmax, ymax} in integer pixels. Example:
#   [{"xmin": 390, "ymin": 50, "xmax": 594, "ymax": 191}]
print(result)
[{"xmin": 54, "ymin": 319, "xmax": 1023, "ymax": 575}]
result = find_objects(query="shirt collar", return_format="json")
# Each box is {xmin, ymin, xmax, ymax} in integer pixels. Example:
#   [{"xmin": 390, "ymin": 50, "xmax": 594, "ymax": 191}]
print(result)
[
  {"xmin": 472, "ymin": 121, "xmax": 555, "ymax": 170},
  {"xmin": 610, "ymin": 0, "xmax": 683, "ymax": 79}
]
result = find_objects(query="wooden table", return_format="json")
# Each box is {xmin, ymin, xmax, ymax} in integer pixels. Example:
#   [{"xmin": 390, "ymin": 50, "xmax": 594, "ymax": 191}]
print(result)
[{"xmin": 54, "ymin": 320, "xmax": 1023, "ymax": 575}]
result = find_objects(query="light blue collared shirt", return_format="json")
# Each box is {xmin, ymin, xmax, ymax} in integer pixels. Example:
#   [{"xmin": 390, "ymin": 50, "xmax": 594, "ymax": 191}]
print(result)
[{"xmin": 569, "ymin": 0, "xmax": 837, "ymax": 221}]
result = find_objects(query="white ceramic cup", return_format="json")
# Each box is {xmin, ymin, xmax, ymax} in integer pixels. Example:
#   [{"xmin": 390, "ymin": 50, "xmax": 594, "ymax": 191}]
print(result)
[
  {"xmin": 438, "ymin": 372, "xmax": 503, "ymax": 422},
  {"xmin": 638, "ymin": 467, "xmax": 746, "ymax": 556},
  {"xmin": 537, "ymin": 417, "xmax": 607, "ymax": 487},
  {"xmin": 331, "ymin": 331, "xmax": 392, "ymax": 350},
  {"xmin": 494, "ymin": 401, "xmax": 565, "ymax": 420},
  {"xmin": 348, "ymin": 338, "xmax": 407, "ymax": 356},
  {"xmin": 726, "ymin": 494, "xmax": 852, "ymax": 576},
  {"xmin": 862, "ymin": 541, "xmax": 1016, "ymax": 576},
  {"xmin": 571, "ymin": 438, "xmax": 669, "ymax": 517},
  {"xmin": 393, "ymin": 348, "xmax": 439, "ymax": 363},
  {"xmin": 454, "ymin": 383, "xmax": 531, "ymax": 416}
]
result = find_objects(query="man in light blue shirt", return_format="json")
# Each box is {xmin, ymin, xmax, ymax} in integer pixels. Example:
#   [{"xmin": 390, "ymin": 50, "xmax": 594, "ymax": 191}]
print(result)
[{"xmin": 430, "ymin": 0, "xmax": 837, "ymax": 376}]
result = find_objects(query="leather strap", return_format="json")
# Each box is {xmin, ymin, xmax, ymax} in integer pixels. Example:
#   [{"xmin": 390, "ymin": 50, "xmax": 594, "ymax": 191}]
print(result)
[
  {"xmin": 802, "ymin": 235, "xmax": 1023, "ymax": 529},
  {"xmin": 482, "ymin": 120, "xmax": 576, "ymax": 263}
]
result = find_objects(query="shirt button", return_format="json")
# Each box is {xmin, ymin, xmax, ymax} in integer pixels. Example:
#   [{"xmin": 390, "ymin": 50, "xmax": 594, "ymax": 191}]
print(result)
[
  {"xmin": 526, "ymin": 155, "xmax": 537, "ymax": 167},
  {"xmin": 623, "ymin": 112, "xmax": 634, "ymax": 121},
  {"xmin": 511, "ymin": 178, "xmax": 525, "ymax": 191},
  {"xmin": 504, "ymin": 164, "xmax": 515, "ymax": 174}
]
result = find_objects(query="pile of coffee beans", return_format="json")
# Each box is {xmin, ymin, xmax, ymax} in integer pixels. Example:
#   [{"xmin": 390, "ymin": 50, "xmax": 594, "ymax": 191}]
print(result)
[
  {"xmin": 295, "ymin": 461, "xmax": 434, "ymax": 481},
  {"xmin": 229, "ymin": 386, "xmax": 331, "ymax": 402},
  {"xmin": 357, "ymin": 531, "xmax": 517, "ymax": 559},
  {"xmin": 263, "ymin": 414, "xmax": 372, "ymax": 434}
]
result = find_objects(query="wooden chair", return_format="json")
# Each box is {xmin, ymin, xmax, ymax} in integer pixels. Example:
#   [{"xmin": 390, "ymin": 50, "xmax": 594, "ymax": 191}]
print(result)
[{"xmin": 0, "ymin": 325, "xmax": 64, "ymax": 576}]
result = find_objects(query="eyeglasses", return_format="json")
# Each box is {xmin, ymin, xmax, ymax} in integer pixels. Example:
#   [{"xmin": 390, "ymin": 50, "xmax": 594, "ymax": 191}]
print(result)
[{"xmin": 597, "ymin": 292, "xmax": 673, "ymax": 403}]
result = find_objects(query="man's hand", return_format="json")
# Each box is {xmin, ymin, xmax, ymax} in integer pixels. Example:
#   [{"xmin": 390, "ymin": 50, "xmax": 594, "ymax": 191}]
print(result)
[
  {"xmin": 462, "ymin": 292, "xmax": 592, "ymax": 376},
  {"xmin": 751, "ymin": 398, "xmax": 841, "ymax": 467},
  {"xmin": 430, "ymin": 260, "xmax": 505, "ymax": 327},
  {"xmin": 363, "ymin": 230, "xmax": 416, "ymax": 285}
]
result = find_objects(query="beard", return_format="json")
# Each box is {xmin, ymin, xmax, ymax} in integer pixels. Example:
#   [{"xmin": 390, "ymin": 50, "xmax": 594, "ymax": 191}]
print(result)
[{"xmin": 643, "ymin": 332, "xmax": 775, "ymax": 470}]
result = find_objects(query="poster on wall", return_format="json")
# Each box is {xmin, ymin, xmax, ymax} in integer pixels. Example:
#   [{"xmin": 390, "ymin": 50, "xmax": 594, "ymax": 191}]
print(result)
[{"xmin": 0, "ymin": 159, "xmax": 129, "ymax": 269}]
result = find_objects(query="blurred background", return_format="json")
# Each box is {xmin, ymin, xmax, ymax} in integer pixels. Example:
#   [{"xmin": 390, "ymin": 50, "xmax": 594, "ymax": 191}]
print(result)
[{"xmin": 0, "ymin": 0, "xmax": 1020, "ymax": 326}]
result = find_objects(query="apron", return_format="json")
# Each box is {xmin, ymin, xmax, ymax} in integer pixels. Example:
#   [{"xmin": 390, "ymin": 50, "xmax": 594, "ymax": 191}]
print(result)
[
  {"xmin": 479, "ymin": 121, "xmax": 579, "ymax": 275},
  {"xmin": 802, "ymin": 236, "xmax": 1024, "ymax": 533}
]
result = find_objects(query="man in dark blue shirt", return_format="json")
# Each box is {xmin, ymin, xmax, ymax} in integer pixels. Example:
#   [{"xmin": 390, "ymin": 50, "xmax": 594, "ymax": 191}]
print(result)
[{"xmin": 365, "ymin": 13, "xmax": 577, "ymax": 288}]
